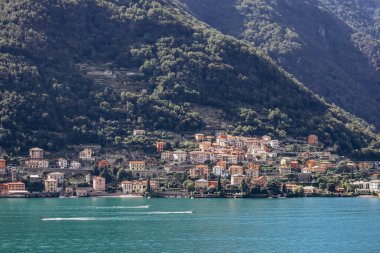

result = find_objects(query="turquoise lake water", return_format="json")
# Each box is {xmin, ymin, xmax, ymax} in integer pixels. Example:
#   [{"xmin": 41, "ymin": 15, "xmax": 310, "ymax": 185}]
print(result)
[{"xmin": 0, "ymin": 197, "xmax": 379, "ymax": 253}]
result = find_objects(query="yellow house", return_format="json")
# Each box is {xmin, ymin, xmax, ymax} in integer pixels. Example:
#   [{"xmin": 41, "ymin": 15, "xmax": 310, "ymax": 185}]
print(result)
[{"xmin": 44, "ymin": 179, "xmax": 57, "ymax": 192}]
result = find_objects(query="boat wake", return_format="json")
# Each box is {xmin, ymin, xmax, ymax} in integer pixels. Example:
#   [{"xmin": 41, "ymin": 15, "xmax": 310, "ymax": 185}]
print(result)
[
  {"xmin": 139, "ymin": 211, "xmax": 193, "ymax": 215},
  {"xmin": 93, "ymin": 205, "xmax": 150, "ymax": 209},
  {"xmin": 41, "ymin": 211, "xmax": 193, "ymax": 221},
  {"xmin": 42, "ymin": 217, "xmax": 98, "ymax": 221},
  {"xmin": 41, "ymin": 217, "xmax": 136, "ymax": 221}
]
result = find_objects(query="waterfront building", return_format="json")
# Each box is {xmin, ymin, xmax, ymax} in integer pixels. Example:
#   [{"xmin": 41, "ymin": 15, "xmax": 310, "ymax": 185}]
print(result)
[
  {"xmin": 76, "ymin": 188, "xmax": 88, "ymax": 197},
  {"xmin": 195, "ymin": 179, "xmax": 208, "ymax": 189},
  {"xmin": 121, "ymin": 180, "xmax": 133, "ymax": 194},
  {"xmin": 44, "ymin": 179, "xmax": 58, "ymax": 192},
  {"xmin": 304, "ymin": 186, "xmax": 317, "ymax": 194},
  {"xmin": 369, "ymin": 180, "xmax": 380, "ymax": 193},
  {"xmin": 352, "ymin": 181, "xmax": 370, "ymax": 195},
  {"xmin": 93, "ymin": 176, "xmax": 106, "ymax": 192},
  {"xmin": 132, "ymin": 180, "xmax": 147, "ymax": 195}
]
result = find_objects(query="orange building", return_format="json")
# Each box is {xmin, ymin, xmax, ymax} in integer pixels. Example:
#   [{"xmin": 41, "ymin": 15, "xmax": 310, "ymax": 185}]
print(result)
[
  {"xmin": 229, "ymin": 165, "xmax": 244, "ymax": 175},
  {"xmin": 0, "ymin": 159, "xmax": 6, "ymax": 170},
  {"xmin": 156, "ymin": 141, "xmax": 166, "ymax": 152},
  {"xmin": 308, "ymin": 135, "xmax": 318, "ymax": 145},
  {"xmin": 1, "ymin": 182, "xmax": 26, "ymax": 194},
  {"xmin": 306, "ymin": 160, "xmax": 317, "ymax": 168}
]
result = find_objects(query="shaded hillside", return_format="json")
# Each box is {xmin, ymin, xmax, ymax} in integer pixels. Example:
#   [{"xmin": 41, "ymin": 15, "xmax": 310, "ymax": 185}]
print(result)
[
  {"xmin": 180, "ymin": 0, "xmax": 380, "ymax": 128},
  {"xmin": 0, "ymin": 0, "xmax": 379, "ymax": 157}
]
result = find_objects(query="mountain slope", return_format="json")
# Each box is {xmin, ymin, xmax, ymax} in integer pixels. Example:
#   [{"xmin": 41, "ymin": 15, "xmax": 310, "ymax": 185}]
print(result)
[
  {"xmin": 0, "ymin": 0, "xmax": 379, "ymax": 157},
  {"xmin": 180, "ymin": 0, "xmax": 380, "ymax": 128}
]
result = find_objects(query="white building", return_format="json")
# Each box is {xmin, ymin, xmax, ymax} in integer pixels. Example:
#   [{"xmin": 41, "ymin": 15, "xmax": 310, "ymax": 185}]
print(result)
[
  {"xmin": 133, "ymin": 130, "xmax": 146, "ymax": 136},
  {"xmin": 70, "ymin": 161, "xmax": 81, "ymax": 169},
  {"xmin": 269, "ymin": 140, "xmax": 280, "ymax": 149},
  {"xmin": 231, "ymin": 174, "xmax": 246, "ymax": 185},
  {"xmin": 369, "ymin": 180, "xmax": 380, "ymax": 193},
  {"xmin": 352, "ymin": 181, "xmax": 370, "ymax": 195},
  {"xmin": 173, "ymin": 150, "xmax": 187, "ymax": 164},
  {"xmin": 57, "ymin": 158, "xmax": 68, "ymax": 169},
  {"xmin": 279, "ymin": 167, "xmax": 292, "ymax": 175}
]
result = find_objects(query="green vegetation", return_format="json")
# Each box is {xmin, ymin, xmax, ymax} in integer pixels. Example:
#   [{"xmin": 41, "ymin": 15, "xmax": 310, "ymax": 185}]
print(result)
[
  {"xmin": 181, "ymin": 0, "xmax": 380, "ymax": 128},
  {"xmin": 0, "ymin": 0, "xmax": 380, "ymax": 159}
]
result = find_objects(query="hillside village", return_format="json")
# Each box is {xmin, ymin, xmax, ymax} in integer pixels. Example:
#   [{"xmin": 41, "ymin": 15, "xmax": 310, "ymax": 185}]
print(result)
[{"xmin": 1, "ymin": 132, "xmax": 380, "ymax": 198}]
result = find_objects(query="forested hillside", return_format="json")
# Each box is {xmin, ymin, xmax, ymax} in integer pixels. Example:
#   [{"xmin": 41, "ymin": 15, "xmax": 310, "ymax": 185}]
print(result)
[
  {"xmin": 0, "ymin": 0, "xmax": 379, "ymax": 158},
  {"xmin": 180, "ymin": 0, "xmax": 380, "ymax": 128}
]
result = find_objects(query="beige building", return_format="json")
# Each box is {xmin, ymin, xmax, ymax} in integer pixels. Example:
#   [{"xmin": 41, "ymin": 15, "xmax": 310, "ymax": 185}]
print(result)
[
  {"xmin": 79, "ymin": 148, "xmax": 93, "ymax": 160},
  {"xmin": 30, "ymin": 148, "xmax": 44, "ymax": 159},
  {"xmin": 132, "ymin": 180, "xmax": 147, "ymax": 195},
  {"xmin": 195, "ymin": 133, "xmax": 205, "ymax": 142},
  {"xmin": 44, "ymin": 179, "xmax": 58, "ymax": 192},
  {"xmin": 25, "ymin": 159, "xmax": 49, "ymax": 169},
  {"xmin": 195, "ymin": 179, "xmax": 208, "ymax": 189},
  {"xmin": 48, "ymin": 172, "xmax": 64, "ymax": 184},
  {"xmin": 231, "ymin": 174, "xmax": 246, "ymax": 185},
  {"xmin": 121, "ymin": 180, "xmax": 133, "ymax": 194},
  {"xmin": 229, "ymin": 166, "xmax": 244, "ymax": 175},
  {"xmin": 129, "ymin": 161, "xmax": 146, "ymax": 171},
  {"xmin": 93, "ymin": 176, "xmax": 106, "ymax": 192},
  {"xmin": 161, "ymin": 151, "xmax": 173, "ymax": 162}
]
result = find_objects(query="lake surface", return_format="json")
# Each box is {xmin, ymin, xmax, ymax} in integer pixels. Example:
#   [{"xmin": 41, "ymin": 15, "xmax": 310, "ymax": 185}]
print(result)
[{"xmin": 0, "ymin": 197, "xmax": 379, "ymax": 253}]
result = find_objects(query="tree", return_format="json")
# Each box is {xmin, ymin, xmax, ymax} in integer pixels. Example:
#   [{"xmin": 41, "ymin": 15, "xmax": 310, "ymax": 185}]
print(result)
[
  {"xmin": 282, "ymin": 183, "xmax": 287, "ymax": 193},
  {"xmin": 100, "ymin": 169, "xmax": 112, "ymax": 183},
  {"xmin": 239, "ymin": 179, "xmax": 248, "ymax": 193},
  {"xmin": 182, "ymin": 180, "xmax": 195, "ymax": 192},
  {"xmin": 265, "ymin": 180, "xmax": 280, "ymax": 195},
  {"xmin": 117, "ymin": 169, "xmax": 130, "ymax": 181},
  {"xmin": 92, "ymin": 166, "xmax": 100, "ymax": 176},
  {"xmin": 146, "ymin": 178, "xmax": 151, "ymax": 193},
  {"xmin": 217, "ymin": 176, "xmax": 222, "ymax": 192},
  {"xmin": 294, "ymin": 186, "xmax": 304, "ymax": 197}
]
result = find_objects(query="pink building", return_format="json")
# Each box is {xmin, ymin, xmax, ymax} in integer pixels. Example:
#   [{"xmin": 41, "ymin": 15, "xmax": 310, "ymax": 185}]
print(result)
[{"xmin": 93, "ymin": 176, "xmax": 106, "ymax": 192}]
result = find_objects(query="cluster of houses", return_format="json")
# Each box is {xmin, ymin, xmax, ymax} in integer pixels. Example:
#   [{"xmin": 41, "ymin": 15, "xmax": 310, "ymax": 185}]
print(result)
[{"xmin": 1, "ymin": 132, "xmax": 380, "ymax": 197}]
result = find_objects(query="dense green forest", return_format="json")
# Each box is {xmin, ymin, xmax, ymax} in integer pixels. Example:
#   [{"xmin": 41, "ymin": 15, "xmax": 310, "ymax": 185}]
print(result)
[
  {"xmin": 180, "ymin": 0, "xmax": 380, "ymax": 128},
  {"xmin": 0, "ymin": 0, "xmax": 380, "ymax": 158}
]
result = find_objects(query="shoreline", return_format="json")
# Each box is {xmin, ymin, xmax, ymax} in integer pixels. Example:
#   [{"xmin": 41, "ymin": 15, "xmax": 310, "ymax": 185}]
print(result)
[{"xmin": 0, "ymin": 193, "xmax": 378, "ymax": 199}]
